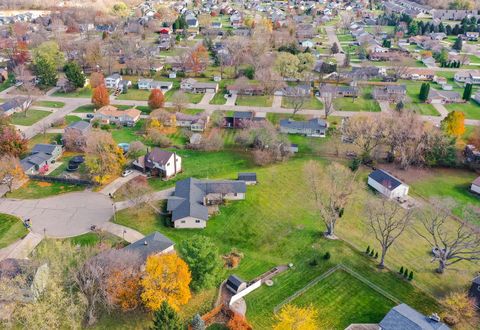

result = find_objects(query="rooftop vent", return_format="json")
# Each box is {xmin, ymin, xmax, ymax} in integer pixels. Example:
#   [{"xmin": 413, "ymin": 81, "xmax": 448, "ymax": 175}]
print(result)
[{"xmin": 429, "ymin": 313, "xmax": 441, "ymax": 322}]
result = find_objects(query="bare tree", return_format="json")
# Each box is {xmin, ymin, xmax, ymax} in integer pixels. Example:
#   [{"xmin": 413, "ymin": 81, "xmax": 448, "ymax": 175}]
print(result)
[
  {"xmin": 415, "ymin": 198, "xmax": 480, "ymax": 274},
  {"xmin": 321, "ymin": 91, "xmax": 335, "ymax": 119},
  {"xmin": 342, "ymin": 114, "xmax": 385, "ymax": 163},
  {"xmin": 171, "ymin": 91, "xmax": 188, "ymax": 113},
  {"xmin": 255, "ymin": 68, "xmax": 285, "ymax": 96},
  {"xmin": 285, "ymin": 86, "xmax": 310, "ymax": 115},
  {"xmin": 304, "ymin": 161, "xmax": 357, "ymax": 238},
  {"xmin": 121, "ymin": 176, "xmax": 153, "ymax": 206},
  {"xmin": 0, "ymin": 155, "xmax": 25, "ymax": 193},
  {"xmin": 365, "ymin": 198, "xmax": 414, "ymax": 268}
]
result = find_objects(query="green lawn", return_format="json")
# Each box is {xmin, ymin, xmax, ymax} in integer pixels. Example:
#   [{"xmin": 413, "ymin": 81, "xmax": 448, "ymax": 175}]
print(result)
[
  {"xmin": 52, "ymin": 87, "xmax": 92, "ymax": 98},
  {"xmin": 9, "ymin": 180, "xmax": 85, "ymax": 199},
  {"xmin": 10, "ymin": 109, "xmax": 51, "ymax": 126},
  {"xmin": 282, "ymin": 96, "xmax": 324, "ymax": 110},
  {"xmin": 116, "ymin": 88, "xmax": 150, "ymax": 101},
  {"xmin": 111, "ymin": 120, "xmax": 145, "ymax": 144},
  {"xmin": 445, "ymin": 100, "xmax": 480, "ymax": 120},
  {"xmin": 403, "ymin": 81, "xmax": 440, "ymax": 116},
  {"xmin": 33, "ymin": 100, "xmax": 65, "ymax": 108},
  {"xmin": 65, "ymin": 115, "xmax": 83, "ymax": 125},
  {"xmin": 333, "ymin": 88, "xmax": 380, "ymax": 112},
  {"xmin": 67, "ymin": 232, "xmax": 127, "ymax": 248},
  {"xmin": 337, "ymin": 34, "xmax": 355, "ymax": 42},
  {"xmin": 235, "ymin": 95, "xmax": 273, "ymax": 107},
  {"xmin": 114, "ymin": 159, "xmax": 449, "ymax": 329},
  {"xmin": 73, "ymin": 104, "xmax": 133, "ymax": 113},
  {"xmin": 185, "ymin": 92, "xmax": 204, "ymax": 104},
  {"xmin": 0, "ymin": 213, "xmax": 28, "ymax": 249},
  {"xmin": 0, "ymin": 81, "xmax": 13, "ymax": 92},
  {"xmin": 286, "ymin": 269, "xmax": 396, "ymax": 329},
  {"xmin": 209, "ymin": 91, "xmax": 227, "ymax": 105},
  {"xmin": 27, "ymin": 133, "xmax": 62, "ymax": 151}
]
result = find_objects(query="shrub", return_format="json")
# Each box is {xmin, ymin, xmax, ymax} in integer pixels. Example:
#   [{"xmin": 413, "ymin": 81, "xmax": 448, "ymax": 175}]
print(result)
[
  {"xmin": 366, "ymin": 246, "xmax": 370, "ymax": 254},
  {"xmin": 399, "ymin": 266, "xmax": 404, "ymax": 274},
  {"xmin": 349, "ymin": 158, "xmax": 361, "ymax": 171},
  {"xmin": 323, "ymin": 252, "xmax": 331, "ymax": 260},
  {"xmin": 369, "ymin": 250, "xmax": 374, "ymax": 257},
  {"xmin": 374, "ymin": 252, "xmax": 378, "ymax": 259},
  {"xmin": 309, "ymin": 258, "xmax": 318, "ymax": 266},
  {"xmin": 408, "ymin": 271, "xmax": 413, "ymax": 281},
  {"xmin": 403, "ymin": 268, "xmax": 409, "ymax": 278}
]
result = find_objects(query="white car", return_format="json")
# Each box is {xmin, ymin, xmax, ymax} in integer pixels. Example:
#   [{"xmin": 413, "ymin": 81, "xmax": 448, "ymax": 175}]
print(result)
[{"xmin": 122, "ymin": 169, "xmax": 134, "ymax": 177}]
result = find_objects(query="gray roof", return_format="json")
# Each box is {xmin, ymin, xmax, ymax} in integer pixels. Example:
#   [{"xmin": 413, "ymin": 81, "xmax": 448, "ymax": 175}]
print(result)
[
  {"xmin": 123, "ymin": 231, "xmax": 174, "ymax": 260},
  {"xmin": 20, "ymin": 152, "xmax": 51, "ymax": 171},
  {"xmin": 66, "ymin": 120, "xmax": 90, "ymax": 132},
  {"xmin": 145, "ymin": 148, "xmax": 175, "ymax": 167},
  {"xmin": 233, "ymin": 111, "xmax": 253, "ymax": 119},
  {"xmin": 238, "ymin": 173, "xmax": 257, "ymax": 181},
  {"xmin": 280, "ymin": 118, "xmax": 327, "ymax": 130},
  {"xmin": 369, "ymin": 169, "xmax": 405, "ymax": 191},
  {"xmin": 226, "ymin": 274, "xmax": 245, "ymax": 291},
  {"xmin": 379, "ymin": 304, "xmax": 449, "ymax": 330},
  {"xmin": 167, "ymin": 178, "xmax": 246, "ymax": 222},
  {"xmin": 31, "ymin": 144, "xmax": 59, "ymax": 155},
  {"xmin": 0, "ymin": 97, "xmax": 28, "ymax": 113}
]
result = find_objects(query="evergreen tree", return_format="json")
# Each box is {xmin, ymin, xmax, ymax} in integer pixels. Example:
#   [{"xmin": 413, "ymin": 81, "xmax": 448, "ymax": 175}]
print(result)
[
  {"xmin": 331, "ymin": 42, "xmax": 339, "ymax": 54},
  {"xmin": 369, "ymin": 250, "xmax": 375, "ymax": 257},
  {"xmin": 151, "ymin": 301, "xmax": 182, "ymax": 330},
  {"xmin": 403, "ymin": 268, "xmax": 409, "ymax": 278},
  {"xmin": 446, "ymin": 24, "xmax": 452, "ymax": 35},
  {"xmin": 463, "ymin": 83, "xmax": 473, "ymax": 101},
  {"xmin": 191, "ymin": 314, "xmax": 206, "ymax": 330},
  {"xmin": 408, "ymin": 271, "xmax": 414, "ymax": 281},
  {"xmin": 453, "ymin": 37, "xmax": 463, "ymax": 51},
  {"xmin": 396, "ymin": 100, "xmax": 405, "ymax": 111},
  {"xmin": 399, "ymin": 266, "xmax": 404, "ymax": 274},
  {"xmin": 366, "ymin": 246, "xmax": 370, "ymax": 254},
  {"xmin": 438, "ymin": 22, "xmax": 445, "ymax": 33},
  {"xmin": 374, "ymin": 252, "xmax": 378, "ymax": 259},
  {"xmin": 35, "ymin": 54, "xmax": 58, "ymax": 88},
  {"xmin": 63, "ymin": 61, "xmax": 85, "ymax": 89}
]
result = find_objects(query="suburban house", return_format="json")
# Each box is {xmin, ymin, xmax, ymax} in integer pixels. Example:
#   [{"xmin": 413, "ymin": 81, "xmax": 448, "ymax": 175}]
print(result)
[
  {"xmin": 279, "ymin": 118, "xmax": 328, "ymax": 137},
  {"xmin": 226, "ymin": 275, "xmax": 247, "ymax": 294},
  {"xmin": 180, "ymin": 78, "xmax": 218, "ymax": 93},
  {"xmin": 94, "ymin": 105, "xmax": 141, "ymax": 126},
  {"xmin": 123, "ymin": 231, "xmax": 175, "ymax": 261},
  {"xmin": 133, "ymin": 148, "xmax": 182, "ymax": 178},
  {"xmin": 105, "ymin": 73, "xmax": 122, "ymax": 89},
  {"xmin": 224, "ymin": 111, "xmax": 266, "ymax": 128},
  {"xmin": 20, "ymin": 144, "xmax": 63, "ymax": 175},
  {"xmin": 238, "ymin": 172, "xmax": 257, "ymax": 185},
  {"xmin": 368, "ymin": 169, "xmax": 409, "ymax": 199},
  {"xmin": 470, "ymin": 177, "xmax": 480, "ymax": 195},
  {"xmin": 466, "ymin": 32, "xmax": 479, "ymax": 41},
  {"xmin": 473, "ymin": 91, "xmax": 480, "ymax": 104},
  {"xmin": 401, "ymin": 68, "xmax": 435, "ymax": 81},
  {"xmin": 0, "ymin": 97, "xmax": 32, "ymax": 117},
  {"xmin": 0, "ymin": 259, "xmax": 49, "ymax": 320},
  {"xmin": 137, "ymin": 79, "xmax": 173, "ymax": 92},
  {"xmin": 454, "ymin": 71, "xmax": 480, "ymax": 85},
  {"xmin": 319, "ymin": 84, "xmax": 358, "ymax": 98},
  {"xmin": 426, "ymin": 89, "xmax": 462, "ymax": 104},
  {"xmin": 379, "ymin": 304, "xmax": 449, "ymax": 330},
  {"xmin": 373, "ymin": 85, "xmax": 407, "ymax": 102},
  {"xmin": 227, "ymin": 83, "xmax": 264, "ymax": 96},
  {"xmin": 468, "ymin": 276, "xmax": 480, "ymax": 306},
  {"xmin": 174, "ymin": 112, "xmax": 209, "ymax": 131},
  {"xmin": 63, "ymin": 121, "xmax": 91, "ymax": 148},
  {"xmin": 167, "ymin": 177, "xmax": 246, "ymax": 229}
]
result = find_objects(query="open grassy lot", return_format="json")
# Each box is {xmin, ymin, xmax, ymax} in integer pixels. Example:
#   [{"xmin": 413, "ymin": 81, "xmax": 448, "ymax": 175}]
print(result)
[
  {"xmin": 209, "ymin": 91, "xmax": 227, "ymax": 105},
  {"xmin": 116, "ymin": 88, "xmax": 150, "ymax": 101},
  {"xmin": 402, "ymin": 80, "xmax": 440, "ymax": 116},
  {"xmin": 9, "ymin": 180, "xmax": 85, "ymax": 199},
  {"xmin": 287, "ymin": 269, "xmax": 396, "ymax": 329},
  {"xmin": 0, "ymin": 213, "xmax": 28, "ymax": 249},
  {"xmin": 52, "ymin": 87, "xmax": 92, "ymax": 98},
  {"xmin": 281, "ymin": 96, "xmax": 324, "ymax": 110},
  {"xmin": 445, "ymin": 100, "xmax": 480, "ymax": 120},
  {"xmin": 33, "ymin": 100, "xmax": 65, "ymax": 108},
  {"xmin": 334, "ymin": 88, "xmax": 380, "ymax": 112},
  {"xmin": 114, "ymin": 159, "xmax": 444, "ymax": 329},
  {"xmin": 10, "ymin": 109, "xmax": 51, "ymax": 126},
  {"xmin": 235, "ymin": 95, "xmax": 273, "ymax": 107}
]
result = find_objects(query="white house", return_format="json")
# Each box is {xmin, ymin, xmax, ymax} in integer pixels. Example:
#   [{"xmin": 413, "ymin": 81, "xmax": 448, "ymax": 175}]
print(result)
[
  {"xmin": 471, "ymin": 177, "xmax": 480, "ymax": 195},
  {"xmin": 133, "ymin": 148, "xmax": 182, "ymax": 178},
  {"xmin": 137, "ymin": 79, "xmax": 173, "ymax": 92},
  {"xmin": 94, "ymin": 105, "xmax": 141, "ymax": 126},
  {"xmin": 105, "ymin": 73, "xmax": 122, "ymax": 89},
  {"xmin": 368, "ymin": 169, "xmax": 409, "ymax": 199},
  {"xmin": 454, "ymin": 71, "xmax": 480, "ymax": 85}
]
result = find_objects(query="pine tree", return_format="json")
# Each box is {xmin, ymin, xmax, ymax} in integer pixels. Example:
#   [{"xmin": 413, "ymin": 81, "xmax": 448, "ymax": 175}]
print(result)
[
  {"xmin": 463, "ymin": 83, "xmax": 473, "ymax": 101},
  {"xmin": 453, "ymin": 37, "xmax": 463, "ymax": 51},
  {"xmin": 403, "ymin": 268, "xmax": 409, "ymax": 278},
  {"xmin": 366, "ymin": 246, "xmax": 370, "ymax": 254},
  {"xmin": 374, "ymin": 252, "xmax": 378, "ymax": 259},
  {"xmin": 151, "ymin": 301, "xmax": 182, "ymax": 330},
  {"xmin": 399, "ymin": 266, "xmax": 404, "ymax": 274},
  {"xmin": 408, "ymin": 271, "xmax": 414, "ymax": 281},
  {"xmin": 191, "ymin": 314, "xmax": 206, "ymax": 330},
  {"xmin": 331, "ymin": 42, "xmax": 339, "ymax": 54},
  {"xmin": 63, "ymin": 61, "xmax": 85, "ymax": 89},
  {"xmin": 369, "ymin": 250, "xmax": 375, "ymax": 257}
]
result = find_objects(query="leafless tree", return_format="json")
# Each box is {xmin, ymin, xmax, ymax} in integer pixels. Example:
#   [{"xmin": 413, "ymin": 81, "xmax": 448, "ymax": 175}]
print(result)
[
  {"xmin": 342, "ymin": 114, "xmax": 385, "ymax": 163},
  {"xmin": 304, "ymin": 161, "xmax": 358, "ymax": 238},
  {"xmin": 122, "ymin": 175, "xmax": 153, "ymax": 206},
  {"xmin": 255, "ymin": 68, "xmax": 285, "ymax": 96},
  {"xmin": 171, "ymin": 91, "xmax": 188, "ymax": 113},
  {"xmin": 415, "ymin": 198, "xmax": 480, "ymax": 274},
  {"xmin": 390, "ymin": 55, "xmax": 415, "ymax": 80},
  {"xmin": 321, "ymin": 91, "xmax": 335, "ymax": 119},
  {"xmin": 126, "ymin": 141, "xmax": 146, "ymax": 160},
  {"xmin": 365, "ymin": 198, "xmax": 414, "ymax": 268},
  {"xmin": 225, "ymin": 37, "xmax": 249, "ymax": 77},
  {"xmin": 285, "ymin": 86, "xmax": 310, "ymax": 115}
]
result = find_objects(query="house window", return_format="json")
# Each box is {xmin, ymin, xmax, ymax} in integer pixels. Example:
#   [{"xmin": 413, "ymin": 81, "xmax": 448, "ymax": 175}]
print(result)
[
  {"xmin": 195, "ymin": 220, "xmax": 200, "ymax": 223},
  {"xmin": 181, "ymin": 220, "xmax": 186, "ymax": 223},
  {"xmin": 167, "ymin": 162, "xmax": 170, "ymax": 166},
  {"xmin": 234, "ymin": 193, "xmax": 237, "ymax": 196}
]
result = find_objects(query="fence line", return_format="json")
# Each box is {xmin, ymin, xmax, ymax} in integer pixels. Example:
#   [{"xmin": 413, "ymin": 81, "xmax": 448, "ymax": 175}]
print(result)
[
  {"xmin": 273, "ymin": 264, "xmax": 401, "ymax": 314},
  {"xmin": 27, "ymin": 175, "xmax": 94, "ymax": 186}
]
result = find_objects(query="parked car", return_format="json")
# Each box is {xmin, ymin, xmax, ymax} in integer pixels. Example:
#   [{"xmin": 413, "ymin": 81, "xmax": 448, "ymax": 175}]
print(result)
[
  {"xmin": 67, "ymin": 156, "xmax": 85, "ymax": 172},
  {"xmin": 122, "ymin": 169, "xmax": 134, "ymax": 177},
  {"xmin": 86, "ymin": 114, "xmax": 94, "ymax": 119}
]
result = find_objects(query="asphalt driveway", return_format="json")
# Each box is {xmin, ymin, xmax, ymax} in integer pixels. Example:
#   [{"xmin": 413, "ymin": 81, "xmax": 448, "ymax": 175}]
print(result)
[{"xmin": 0, "ymin": 192, "xmax": 114, "ymax": 238}]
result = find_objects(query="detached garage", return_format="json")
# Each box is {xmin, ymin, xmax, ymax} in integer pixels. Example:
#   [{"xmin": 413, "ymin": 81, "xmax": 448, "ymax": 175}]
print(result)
[
  {"xmin": 368, "ymin": 169, "xmax": 409, "ymax": 199},
  {"xmin": 471, "ymin": 177, "xmax": 480, "ymax": 195}
]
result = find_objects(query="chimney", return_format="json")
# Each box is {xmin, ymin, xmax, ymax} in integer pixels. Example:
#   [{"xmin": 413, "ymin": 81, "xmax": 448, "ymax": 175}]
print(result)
[{"xmin": 144, "ymin": 241, "xmax": 148, "ymax": 245}]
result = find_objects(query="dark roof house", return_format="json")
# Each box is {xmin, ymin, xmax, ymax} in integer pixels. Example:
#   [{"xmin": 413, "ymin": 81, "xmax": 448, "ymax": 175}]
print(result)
[
  {"xmin": 238, "ymin": 172, "xmax": 257, "ymax": 184},
  {"xmin": 379, "ymin": 304, "xmax": 449, "ymax": 330},
  {"xmin": 123, "ymin": 231, "xmax": 174, "ymax": 261},
  {"xmin": 279, "ymin": 118, "xmax": 328, "ymax": 137}
]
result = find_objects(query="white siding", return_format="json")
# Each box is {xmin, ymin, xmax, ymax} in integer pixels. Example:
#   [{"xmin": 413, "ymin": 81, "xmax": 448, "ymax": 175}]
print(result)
[
  {"xmin": 368, "ymin": 177, "xmax": 409, "ymax": 199},
  {"xmin": 471, "ymin": 183, "xmax": 480, "ymax": 195},
  {"xmin": 229, "ymin": 280, "xmax": 261, "ymax": 306},
  {"xmin": 174, "ymin": 217, "xmax": 207, "ymax": 228}
]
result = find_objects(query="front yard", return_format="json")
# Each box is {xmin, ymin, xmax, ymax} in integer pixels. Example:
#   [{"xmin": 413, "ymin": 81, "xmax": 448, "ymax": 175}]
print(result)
[
  {"xmin": 281, "ymin": 96, "xmax": 324, "ymax": 110},
  {"xmin": 52, "ymin": 87, "xmax": 92, "ymax": 98},
  {"xmin": 10, "ymin": 109, "xmax": 51, "ymax": 126},
  {"xmin": 403, "ymin": 81, "xmax": 440, "ymax": 116},
  {"xmin": 333, "ymin": 87, "xmax": 380, "ymax": 112},
  {"xmin": 235, "ymin": 95, "xmax": 273, "ymax": 107},
  {"xmin": 33, "ymin": 100, "xmax": 65, "ymax": 108},
  {"xmin": 445, "ymin": 100, "xmax": 480, "ymax": 120},
  {"xmin": 8, "ymin": 180, "xmax": 85, "ymax": 199},
  {"xmin": 0, "ymin": 213, "xmax": 28, "ymax": 249}
]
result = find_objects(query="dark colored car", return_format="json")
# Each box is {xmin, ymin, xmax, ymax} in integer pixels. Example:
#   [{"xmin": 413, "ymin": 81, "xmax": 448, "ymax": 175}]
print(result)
[{"xmin": 66, "ymin": 156, "xmax": 85, "ymax": 172}]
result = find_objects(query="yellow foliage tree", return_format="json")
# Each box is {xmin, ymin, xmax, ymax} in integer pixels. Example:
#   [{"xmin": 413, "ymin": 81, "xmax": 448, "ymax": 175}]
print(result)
[
  {"xmin": 140, "ymin": 253, "xmax": 192, "ymax": 311},
  {"xmin": 441, "ymin": 110, "xmax": 465, "ymax": 138},
  {"xmin": 273, "ymin": 304, "xmax": 318, "ymax": 330},
  {"xmin": 441, "ymin": 291, "xmax": 477, "ymax": 325}
]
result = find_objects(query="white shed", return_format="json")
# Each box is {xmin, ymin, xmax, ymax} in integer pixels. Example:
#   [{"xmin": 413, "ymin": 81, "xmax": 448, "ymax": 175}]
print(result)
[
  {"xmin": 368, "ymin": 169, "xmax": 409, "ymax": 199},
  {"xmin": 471, "ymin": 177, "xmax": 480, "ymax": 195}
]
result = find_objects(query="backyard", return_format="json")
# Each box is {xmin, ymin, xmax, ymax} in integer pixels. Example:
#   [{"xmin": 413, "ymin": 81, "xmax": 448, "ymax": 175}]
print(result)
[
  {"xmin": 333, "ymin": 88, "xmax": 381, "ymax": 112},
  {"xmin": 446, "ymin": 100, "xmax": 480, "ymax": 120},
  {"xmin": 0, "ymin": 213, "xmax": 28, "ymax": 249},
  {"xmin": 281, "ymin": 96, "xmax": 324, "ymax": 111},
  {"xmin": 10, "ymin": 109, "xmax": 51, "ymax": 126},
  {"xmin": 403, "ymin": 81, "xmax": 440, "ymax": 116},
  {"xmin": 8, "ymin": 180, "xmax": 85, "ymax": 199}
]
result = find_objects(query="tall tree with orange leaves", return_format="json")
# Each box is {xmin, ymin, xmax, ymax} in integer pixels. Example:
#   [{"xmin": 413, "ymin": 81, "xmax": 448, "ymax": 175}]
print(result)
[
  {"xmin": 140, "ymin": 253, "xmax": 192, "ymax": 311},
  {"xmin": 148, "ymin": 88, "xmax": 165, "ymax": 110},
  {"xmin": 186, "ymin": 45, "xmax": 209, "ymax": 76},
  {"xmin": 91, "ymin": 84, "xmax": 110, "ymax": 108},
  {"xmin": 441, "ymin": 110, "xmax": 465, "ymax": 138}
]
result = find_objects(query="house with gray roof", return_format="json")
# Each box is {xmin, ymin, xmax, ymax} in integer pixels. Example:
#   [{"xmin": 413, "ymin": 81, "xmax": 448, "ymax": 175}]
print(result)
[
  {"xmin": 20, "ymin": 144, "xmax": 63, "ymax": 175},
  {"xmin": 123, "ymin": 231, "xmax": 174, "ymax": 261},
  {"xmin": 0, "ymin": 97, "xmax": 31, "ymax": 117},
  {"xmin": 368, "ymin": 169, "xmax": 409, "ymax": 199},
  {"xmin": 379, "ymin": 304, "xmax": 449, "ymax": 330},
  {"xmin": 167, "ymin": 177, "xmax": 246, "ymax": 229},
  {"xmin": 279, "ymin": 118, "xmax": 328, "ymax": 137},
  {"xmin": 133, "ymin": 148, "xmax": 182, "ymax": 178},
  {"xmin": 180, "ymin": 78, "xmax": 218, "ymax": 93},
  {"xmin": 373, "ymin": 85, "xmax": 407, "ymax": 102}
]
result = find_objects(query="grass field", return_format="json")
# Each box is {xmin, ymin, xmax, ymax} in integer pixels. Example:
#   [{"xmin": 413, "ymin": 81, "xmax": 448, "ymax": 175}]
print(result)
[
  {"xmin": 73, "ymin": 104, "xmax": 133, "ymax": 113},
  {"xmin": 10, "ymin": 109, "xmax": 51, "ymax": 126},
  {"xmin": 333, "ymin": 88, "xmax": 381, "ymax": 112},
  {"xmin": 235, "ymin": 95, "xmax": 273, "ymax": 107},
  {"xmin": 110, "ymin": 119, "xmax": 145, "ymax": 144},
  {"xmin": 52, "ymin": 87, "xmax": 92, "ymax": 98},
  {"xmin": 210, "ymin": 91, "xmax": 227, "ymax": 105},
  {"xmin": 0, "ymin": 213, "xmax": 28, "ymax": 249},
  {"xmin": 33, "ymin": 100, "xmax": 65, "ymax": 108},
  {"xmin": 403, "ymin": 81, "xmax": 440, "ymax": 116},
  {"xmin": 116, "ymin": 88, "xmax": 150, "ymax": 101},
  {"xmin": 113, "ymin": 159, "xmax": 455, "ymax": 328},
  {"xmin": 282, "ymin": 96, "xmax": 324, "ymax": 110},
  {"xmin": 9, "ymin": 180, "xmax": 85, "ymax": 199},
  {"xmin": 65, "ymin": 115, "xmax": 83, "ymax": 125},
  {"xmin": 445, "ymin": 100, "xmax": 480, "ymax": 120}
]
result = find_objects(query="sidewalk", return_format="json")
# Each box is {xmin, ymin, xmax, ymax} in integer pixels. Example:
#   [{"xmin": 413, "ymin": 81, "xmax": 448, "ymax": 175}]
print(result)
[
  {"xmin": 97, "ymin": 222, "xmax": 144, "ymax": 243},
  {"xmin": 114, "ymin": 187, "xmax": 175, "ymax": 211},
  {"xmin": 0, "ymin": 232, "xmax": 43, "ymax": 261},
  {"xmin": 99, "ymin": 171, "xmax": 143, "ymax": 196}
]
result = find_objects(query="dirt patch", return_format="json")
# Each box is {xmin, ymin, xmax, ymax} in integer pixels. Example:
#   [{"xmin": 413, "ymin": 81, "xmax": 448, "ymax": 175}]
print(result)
[
  {"xmin": 223, "ymin": 249, "xmax": 244, "ymax": 269},
  {"xmin": 37, "ymin": 182, "xmax": 52, "ymax": 187}
]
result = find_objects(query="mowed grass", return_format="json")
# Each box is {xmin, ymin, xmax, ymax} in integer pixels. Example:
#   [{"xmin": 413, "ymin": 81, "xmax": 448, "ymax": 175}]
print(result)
[
  {"xmin": 10, "ymin": 109, "xmax": 51, "ymax": 126},
  {"xmin": 33, "ymin": 100, "xmax": 65, "ymax": 108},
  {"xmin": 446, "ymin": 100, "xmax": 480, "ymax": 120},
  {"xmin": 404, "ymin": 81, "xmax": 440, "ymax": 116},
  {"xmin": 333, "ymin": 88, "xmax": 380, "ymax": 112},
  {"xmin": 288, "ymin": 269, "xmax": 395, "ymax": 329},
  {"xmin": 209, "ymin": 91, "xmax": 227, "ymax": 105},
  {"xmin": 281, "ymin": 96, "xmax": 324, "ymax": 110},
  {"xmin": 235, "ymin": 95, "xmax": 273, "ymax": 107},
  {"xmin": 52, "ymin": 86, "xmax": 92, "ymax": 98},
  {"xmin": 8, "ymin": 180, "xmax": 85, "ymax": 199},
  {"xmin": 116, "ymin": 88, "xmax": 150, "ymax": 101},
  {"xmin": 114, "ymin": 159, "xmax": 442, "ymax": 329},
  {"xmin": 27, "ymin": 133, "xmax": 61, "ymax": 152},
  {"xmin": 0, "ymin": 213, "xmax": 28, "ymax": 248}
]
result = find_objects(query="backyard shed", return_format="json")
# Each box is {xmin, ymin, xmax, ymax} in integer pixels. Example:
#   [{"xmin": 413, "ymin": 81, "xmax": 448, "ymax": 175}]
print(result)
[
  {"xmin": 238, "ymin": 173, "xmax": 257, "ymax": 185},
  {"xmin": 367, "ymin": 169, "xmax": 409, "ymax": 199},
  {"xmin": 226, "ymin": 275, "xmax": 247, "ymax": 294}
]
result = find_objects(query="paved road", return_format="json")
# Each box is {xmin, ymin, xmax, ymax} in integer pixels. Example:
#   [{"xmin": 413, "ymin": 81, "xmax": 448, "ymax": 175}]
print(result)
[
  {"xmin": 114, "ymin": 187, "xmax": 175, "ymax": 211},
  {"xmin": 0, "ymin": 191, "xmax": 114, "ymax": 238},
  {"xmin": 99, "ymin": 171, "xmax": 143, "ymax": 196},
  {"xmin": 325, "ymin": 26, "xmax": 345, "ymax": 64}
]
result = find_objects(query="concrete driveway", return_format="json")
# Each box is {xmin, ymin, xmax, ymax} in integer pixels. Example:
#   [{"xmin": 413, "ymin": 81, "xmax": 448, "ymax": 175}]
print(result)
[{"xmin": 0, "ymin": 192, "xmax": 114, "ymax": 238}]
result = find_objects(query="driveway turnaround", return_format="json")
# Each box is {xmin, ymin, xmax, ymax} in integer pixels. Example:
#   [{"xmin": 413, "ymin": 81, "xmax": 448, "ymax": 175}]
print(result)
[{"xmin": 0, "ymin": 192, "xmax": 114, "ymax": 238}]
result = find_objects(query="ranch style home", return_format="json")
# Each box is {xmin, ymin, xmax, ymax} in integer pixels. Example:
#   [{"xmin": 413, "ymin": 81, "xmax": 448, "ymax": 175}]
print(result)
[
  {"xmin": 123, "ymin": 231, "xmax": 174, "ymax": 262},
  {"xmin": 368, "ymin": 169, "xmax": 409, "ymax": 199},
  {"xmin": 133, "ymin": 148, "xmax": 182, "ymax": 178},
  {"xmin": 180, "ymin": 78, "xmax": 219, "ymax": 93},
  {"xmin": 0, "ymin": 97, "xmax": 32, "ymax": 117},
  {"xmin": 279, "ymin": 118, "xmax": 328, "ymax": 137},
  {"xmin": 167, "ymin": 177, "xmax": 246, "ymax": 229},
  {"xmin": 94, "ymin": 105, "xmax": 141, "ymax": 127},
  {"xmin": 137, "ymin": 79, "xmax": 173, "ymax": 92},
  {"xmin": 20, "ymin": 144, "xmax": 63, "ymax": 175}
]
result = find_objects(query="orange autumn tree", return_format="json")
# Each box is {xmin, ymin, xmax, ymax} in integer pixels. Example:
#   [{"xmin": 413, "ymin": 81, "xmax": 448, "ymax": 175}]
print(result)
[
  {"xmin": 90, "ymin": 72, "xmax": 105, "ymax": 89},
  {"xmin": 441, "ymin": 110, "xmax": 465, "ymax": 138},
  {"xmin": 148, "ymin": 88, "xmax": 165, "ymax": 110},
  {"xmin": 105, "ymin": 268, "xmax": 142, "ymax": 312},
  {"xmin": 140, "ymin": 253, "xmax": 192, "ymax": 311},
  {"xmin": 228, "ymin": 312, "xmax": 253, "ymax": 330},
  {"xmin": 91, "ymin": 85, "xmax": 110, "ymax": 108},
  {"xmin": 187, "ymin": 45, "xmax": 209, "ymax": 76}
]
